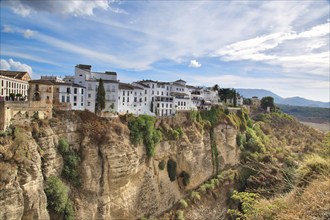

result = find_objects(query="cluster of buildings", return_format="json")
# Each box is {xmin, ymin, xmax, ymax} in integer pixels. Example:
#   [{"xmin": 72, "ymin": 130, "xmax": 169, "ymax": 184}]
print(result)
[{"xmin": 1, "ymin": 64, "xmax": 243, "ymax": 118}]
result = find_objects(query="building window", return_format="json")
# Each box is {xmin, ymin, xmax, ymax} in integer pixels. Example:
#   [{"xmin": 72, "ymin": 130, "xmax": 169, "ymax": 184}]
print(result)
[
  {"xmin": 79, "ymin": 74, "xmax": 83, "ymax": 77},
  {"xmin": 81, "ymin": 103, "xmax": 83, "ymax": 106},
  {"xmin": 152, "ymin": 91, "xmax": 154, "ymax": 95},
  {"xmin": 123, "ymin": 97, "xmax": 125, "ymax": 102},
  {"xmin": 161, "ymin": 91, "xmax": 163, "ymax": 95},
  {"xmin": 145, "ymin": 90, "xmax": 147, "ymax": 94},
  {"xmin": 66, "ymin": 96, "xmax": 70, "ymax": 102},
  {"xmin": 88, "ymin": 93, "xmax": 91, "ymax": 98},
  {"xmin": 127, "ymin": 97, "xmax": 129, "ymax": 102},
  {"xmin": 74, "ymin": 88, "xmax": 77, "ymax": 94},
  {"xmin": 87, "ymin": 102, "xmax": 91, "ymax": 106},
  {"xmin": 74, "ymin": 96, "xmax": 77, "ymax": 101},
  {"xmin": 145, "ymin": 97, "xmax": 147, "ymax": 101},
  {"xmin": 152, "ymin": 84, "xmax": 154, "ymax": 88},
  {"xmin": 81, "ymin": 89, "xmax": 84, "ymax": 94},
  {"xmin": 61, "ymin": 96, "xmax": 65, "ymax": 102},
  {"xmin": 157, "ymin": 103, "xmax": 160, "ymax": 107},
  {"xmin": 123, "ymin": 91, "xmax": 125, "ymax": 96},
  {"xmin": 67, "ymin": 87, "xmax": 70, "ymax": 93},
  {"xmin": 134, "ymin": 97, "xmax": 137, "ymax": 102},
  {"xmin": 74, "ymin": 103, "xmax": 77, "ymax": 106},
  {"xmin": 157, "ymin": 91, "xmax": 159, "ymax": 95}
]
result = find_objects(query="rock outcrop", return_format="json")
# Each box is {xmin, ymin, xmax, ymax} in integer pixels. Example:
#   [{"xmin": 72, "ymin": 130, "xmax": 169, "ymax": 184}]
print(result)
[{"xmin": 0, "ymin": 111, "xmax": 240, "ymax": 219}]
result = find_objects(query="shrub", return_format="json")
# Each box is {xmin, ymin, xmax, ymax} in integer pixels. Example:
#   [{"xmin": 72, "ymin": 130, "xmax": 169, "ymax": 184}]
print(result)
[
  {"xmin": 236, "ymin": 132, "xmax": 244, "ymax": 147},
  {"xmin": 179, "ymin": 199, "xmax": 188, "ymax": 209},
  {"xmin": 190, "ymin": 191, "xmax": 201, "ymax": 202},
  {"xmin": 58, "ymin": 139, "xmax": 70, "ymax": 155},
  {"xmin": 176, "ymin": 210, "xmax": 185, "ymax": 220},
  {"xmin": 44, "ymin": 176, "xmax": 74, "ymax": 220},
  {"xmin": 180, "ymin": 171, "xmax": 190, "ymax": 186},
  {"xmin": 227, "ymin": 190, "xmax": 259, "ymax": 219},
  {"xmin": 57, "ymin": 138, "xmax": 82, "ymax": 187},
  {"xmin": 167, "ymin": 159, "xmax": 177, "ymax": 182},
  {"xmin": 297, "ymin": 154, "xmax": 330, "ymax": 186},
  {"xmin": 158, "ymin": 160, "xmax": 166, "ymax": 170},
  {"xmin": 128, "ymin": 115, "xmax": 162, "ymax": 157}
]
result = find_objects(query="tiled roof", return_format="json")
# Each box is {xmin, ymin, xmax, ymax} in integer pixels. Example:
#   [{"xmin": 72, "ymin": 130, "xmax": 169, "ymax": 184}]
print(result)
[{"xmin": 0, "ymin": 70, "xmax": 31, "ymax": 81}]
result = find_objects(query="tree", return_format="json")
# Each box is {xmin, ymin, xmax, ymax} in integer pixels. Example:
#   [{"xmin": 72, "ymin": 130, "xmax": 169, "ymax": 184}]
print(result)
[
  {"xmin": 95, "ymin": 78, "xmax": 105, "ymax": 112},
  {"xmin": 219, "ymin": 88, "xmax": 237, "ymax": 106},
  {"xmin": 260, "ymin": 96, "xmax": 275, "ymax": 111},
  {"xmin": 243, "ymin": 98, "xmax": 252, "ymax": 105},
  {"xmin": 212, "ymin": 84, "xmax": 220, "ymax": 91}
]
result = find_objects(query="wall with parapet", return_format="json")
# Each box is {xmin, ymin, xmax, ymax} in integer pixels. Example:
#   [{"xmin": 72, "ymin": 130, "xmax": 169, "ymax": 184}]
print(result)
[{"xmin": 0, "ymin": 101, "xmax": 52, "ymax": 130}]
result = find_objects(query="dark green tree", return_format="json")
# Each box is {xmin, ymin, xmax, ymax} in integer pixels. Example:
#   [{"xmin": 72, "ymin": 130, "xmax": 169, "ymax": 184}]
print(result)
[
  {"xmin": 96, "ymin": 78, "xmax": 105, "ymax": 112},
  {"xmin": 243, "ymin": 98, "xmax": 252, "ymax": 105},
  {"xmin": 260, "ymin": 96, "xmax": 275, "ymax": 111},
  {"xmin": 212, "ymin": 84, "xmax": 220, "ymax": 91},
  {"xmin": 219, "ymin": 88, "xmax": 237, "ymax": 106}
]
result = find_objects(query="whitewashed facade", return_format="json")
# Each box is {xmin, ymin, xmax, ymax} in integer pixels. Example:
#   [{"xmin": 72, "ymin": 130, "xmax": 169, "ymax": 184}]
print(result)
[
  {"xmin": 0, "ymin": 71, "xmax": 30, "ymax": 101},
  {"xmin": 74, "ymin": 64, "xmax": 119, "ymax": 113}
]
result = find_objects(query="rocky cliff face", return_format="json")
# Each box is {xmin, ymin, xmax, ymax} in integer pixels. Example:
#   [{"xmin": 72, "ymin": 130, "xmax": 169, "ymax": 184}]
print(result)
[{"xmin": 0, "ymin": 111, "xmax": 240, "ymax": 219}]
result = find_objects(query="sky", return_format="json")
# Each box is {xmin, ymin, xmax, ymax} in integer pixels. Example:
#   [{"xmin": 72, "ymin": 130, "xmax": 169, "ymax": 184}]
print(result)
[{"xmin": 0, "ymin": 0, "xmax": 329, "ymax": 102}]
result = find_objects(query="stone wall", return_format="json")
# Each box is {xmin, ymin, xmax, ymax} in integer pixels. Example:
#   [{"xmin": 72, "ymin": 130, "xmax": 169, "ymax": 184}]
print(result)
[{"xmin": 0, "ymin": 101, "xmax": 52, "ymax": 130}]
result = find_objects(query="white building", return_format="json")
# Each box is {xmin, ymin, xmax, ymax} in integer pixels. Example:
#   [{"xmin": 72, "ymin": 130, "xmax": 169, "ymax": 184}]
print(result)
[
  {"xmin": 74, "ymin": 64, "xmax": 119, "ymax": 113},
  {"xmin": 0, "ymin": 70, "xmax": 31, "ymax": 101}
]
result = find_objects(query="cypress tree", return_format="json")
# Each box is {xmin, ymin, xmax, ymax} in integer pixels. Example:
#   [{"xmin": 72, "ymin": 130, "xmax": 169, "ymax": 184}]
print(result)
[{"xmin": 96, "ymin": 78, "xmax": 105, "ymax": 112}]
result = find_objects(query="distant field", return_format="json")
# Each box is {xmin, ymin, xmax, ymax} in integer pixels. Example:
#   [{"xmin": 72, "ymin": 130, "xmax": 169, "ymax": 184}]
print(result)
[
  {"xmin": 278, "ymin": 104, "xmax": 330, "ymax": 124},
  {"xmin": 300, "ymin": 121, "xmax": 330, "ymax": 133}
]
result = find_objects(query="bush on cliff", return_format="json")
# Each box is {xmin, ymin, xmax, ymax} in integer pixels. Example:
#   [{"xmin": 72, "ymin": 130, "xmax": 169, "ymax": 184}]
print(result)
[
  {"xmin": 128, "ymin": 115, "xmax": 162, "ymax": 157},
  {"xmin": 45, "ymin": 176, "xmax": 74, "ymax": 220},
  {"xmin": 57, "ymin": 138, "xmax": 82, "ymax": 187},
  {"xmin": 167, "ymin": 159, "xmax": 177, "ymax": 182}
]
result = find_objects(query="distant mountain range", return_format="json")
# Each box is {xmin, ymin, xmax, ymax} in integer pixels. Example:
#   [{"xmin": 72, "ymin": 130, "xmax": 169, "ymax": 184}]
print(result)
[{"xmin": 236, "ymin": 89, "xmax": 330, "ymax": 108}]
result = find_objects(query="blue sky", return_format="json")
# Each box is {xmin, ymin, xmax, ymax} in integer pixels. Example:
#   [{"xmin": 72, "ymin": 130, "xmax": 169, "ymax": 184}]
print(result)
[{"xmin": 0, "ymin": 0, "xmax": 329, "ymax": 102}]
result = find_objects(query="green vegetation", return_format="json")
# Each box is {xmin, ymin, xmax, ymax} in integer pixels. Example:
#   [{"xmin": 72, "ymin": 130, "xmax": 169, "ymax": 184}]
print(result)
[
  {"xmin": 128, "ymin": 115, "xmax": 162, "ymax": 157},
  {"xmin": 279, "ymin": 104, "xmax": 330, "ymax": 124},
  {"xmin": 179, "ymin": 171, "xmax": 190, "ymax": 186},
  {"xmin": 44, "ymin": 176, "xmax": 74, "ymax": 220},
  {"xmin": 96, "ymin": 78, "xmax": 105, "ymax": 112},
  {"xmin": 158, "ymin": 160, "xmax": 166, "ymax": 170},
  {"xmin": 176, "ymin": 210, "xmax": 185, "ymax": 220},
  {"xmin": 227, "ymin": 190, "xmax": 259, "ymax": 219},
  {"xmin": 296, "ymin": 154, "xmax": 330, "ymax": 186},
  {"xmin": 179, "ymin": 199, "xmax": 188, "ymax": 209},
  {"xmin": 190, "ymin": 191, "xmax": 201, "ymax": 202},
  {"xmin": 210, "ymin": 128, "xmax": 220, "ymax": 174},
  {"xmin": 260, "ymin": 96, "xmax": 276, "ymax": 112},
  {"xmin": 57, "ymin": 139, "xmax": 82, "ymax": 187},
  {"xmin": 167, "ymin": 159, "xmax": 177, "ymax": 182}
]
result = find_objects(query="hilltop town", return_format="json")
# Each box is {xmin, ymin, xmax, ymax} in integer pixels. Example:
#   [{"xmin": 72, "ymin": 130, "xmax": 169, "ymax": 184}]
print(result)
[{"xmin": 0, "ymin": 64, "xmax": 249, "ymax": 130}]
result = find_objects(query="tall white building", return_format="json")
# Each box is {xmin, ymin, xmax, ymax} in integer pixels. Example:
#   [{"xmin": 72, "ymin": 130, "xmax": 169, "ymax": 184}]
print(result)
[{"xmin": 74, "ymin": 64, "xmax": 119, "ymax": 113}]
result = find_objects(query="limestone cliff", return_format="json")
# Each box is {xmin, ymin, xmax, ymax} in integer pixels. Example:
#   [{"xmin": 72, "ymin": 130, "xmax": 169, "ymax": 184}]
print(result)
[{"xmin": 0, "ymin": 110, "xmax": 240, "ymax": 219}]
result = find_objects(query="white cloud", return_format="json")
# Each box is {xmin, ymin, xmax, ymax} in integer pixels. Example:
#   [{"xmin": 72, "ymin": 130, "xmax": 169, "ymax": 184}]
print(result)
[
  {"xmin": 23, "ymin": 29, "xmax": 34, "ymax": 38},
  {"xmin": 0, "ymin": 59, "xmax": 33, "ymax": 74},
  {"xmin": 189, "ymin": 60, "xmax": 202, "ymax": 68},
  {"xmin": 216, "ymin": 22, "xmax": 330, "ymax": 76},
  {"xmin": 4, "ymin": 0, "xmax": 121, "ymax": 16},
  {"xmin": 0, "ymin": 60, "xmax": 11, "ymax": 70},
  {"xmin": 2, "ymin": 25, "xmax": 13, "ymax": 33}
]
